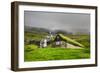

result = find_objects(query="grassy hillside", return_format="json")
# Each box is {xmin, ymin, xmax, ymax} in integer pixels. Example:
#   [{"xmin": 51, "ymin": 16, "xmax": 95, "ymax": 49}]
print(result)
[
  {"xmin": 24, "ymin": 30, "xmax": 90, "ymax": 61},
  {"xmin": 24, "ymin": 45, "xmax": 90, "ymax": 61}
]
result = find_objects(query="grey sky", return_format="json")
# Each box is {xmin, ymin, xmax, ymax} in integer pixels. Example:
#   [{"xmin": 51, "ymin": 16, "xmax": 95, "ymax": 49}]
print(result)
[{"xmin": 24, "ymin": 11, "xmax": 90, "ymax": 33}]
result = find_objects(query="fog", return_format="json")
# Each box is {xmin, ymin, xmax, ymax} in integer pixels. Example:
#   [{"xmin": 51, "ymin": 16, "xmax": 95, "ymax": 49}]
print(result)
[{"xmin": 24, "ymin": 11, "xmax": 90, "ymax": 34}]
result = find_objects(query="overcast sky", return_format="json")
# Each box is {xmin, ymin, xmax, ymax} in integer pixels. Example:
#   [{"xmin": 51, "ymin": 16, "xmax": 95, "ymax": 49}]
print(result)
[{"xmin": 24, "ymin": 11, "xmax": 90, "ymax": 33}]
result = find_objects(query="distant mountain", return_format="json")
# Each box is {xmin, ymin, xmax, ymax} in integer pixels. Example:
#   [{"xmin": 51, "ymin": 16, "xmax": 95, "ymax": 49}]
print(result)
[
  {"xmin": 24, "ymin": 25, "xmax": 89, "ymax": 35},
  {"xmin": 24, "ymin": 25, "xmax": 50, "ymax": 33}
]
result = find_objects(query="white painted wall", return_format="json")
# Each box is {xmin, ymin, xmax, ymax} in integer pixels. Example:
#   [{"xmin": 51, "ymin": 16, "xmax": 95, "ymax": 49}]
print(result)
[{"xmin": 0, "ymin": 0, "xmax": 99, "ymax": 73}]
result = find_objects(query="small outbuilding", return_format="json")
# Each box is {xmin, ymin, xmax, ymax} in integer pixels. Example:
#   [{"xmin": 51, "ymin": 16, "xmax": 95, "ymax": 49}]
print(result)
[{"xmin": 52, "ymin": 34, "xmax": 84, "ymax": 48}]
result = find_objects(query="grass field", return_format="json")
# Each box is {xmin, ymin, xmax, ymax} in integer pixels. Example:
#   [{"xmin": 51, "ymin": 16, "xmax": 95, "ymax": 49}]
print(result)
[
  {"xmin": 24, "ymin": 31, "xmax": 90, "ymax": 62},
  {"xmin": 24, "ymin": 44, "xmax": 90, "ymax": 61}
]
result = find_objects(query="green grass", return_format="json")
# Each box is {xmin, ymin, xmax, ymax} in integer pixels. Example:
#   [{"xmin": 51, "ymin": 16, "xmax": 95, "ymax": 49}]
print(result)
[
  {"xmin": 24, "ymin": 31, "xmax": 90, "ymax": 62},
  {"xmin": 24, "ymin": 31, "xmax": 48, "ymax": 41},
  {"xmin": 66, "ymin": 34, "xmax": 90, "ymax": 47},
  {"xmin": 24, "ymin": 45, "xmax": 90, "ymax": 62}
]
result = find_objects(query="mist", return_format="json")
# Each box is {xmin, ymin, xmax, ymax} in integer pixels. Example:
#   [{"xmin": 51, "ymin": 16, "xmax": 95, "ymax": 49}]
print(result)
[{"xmin": 24, "ymin": 11, "xmax": 90, "ymax": 34}]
